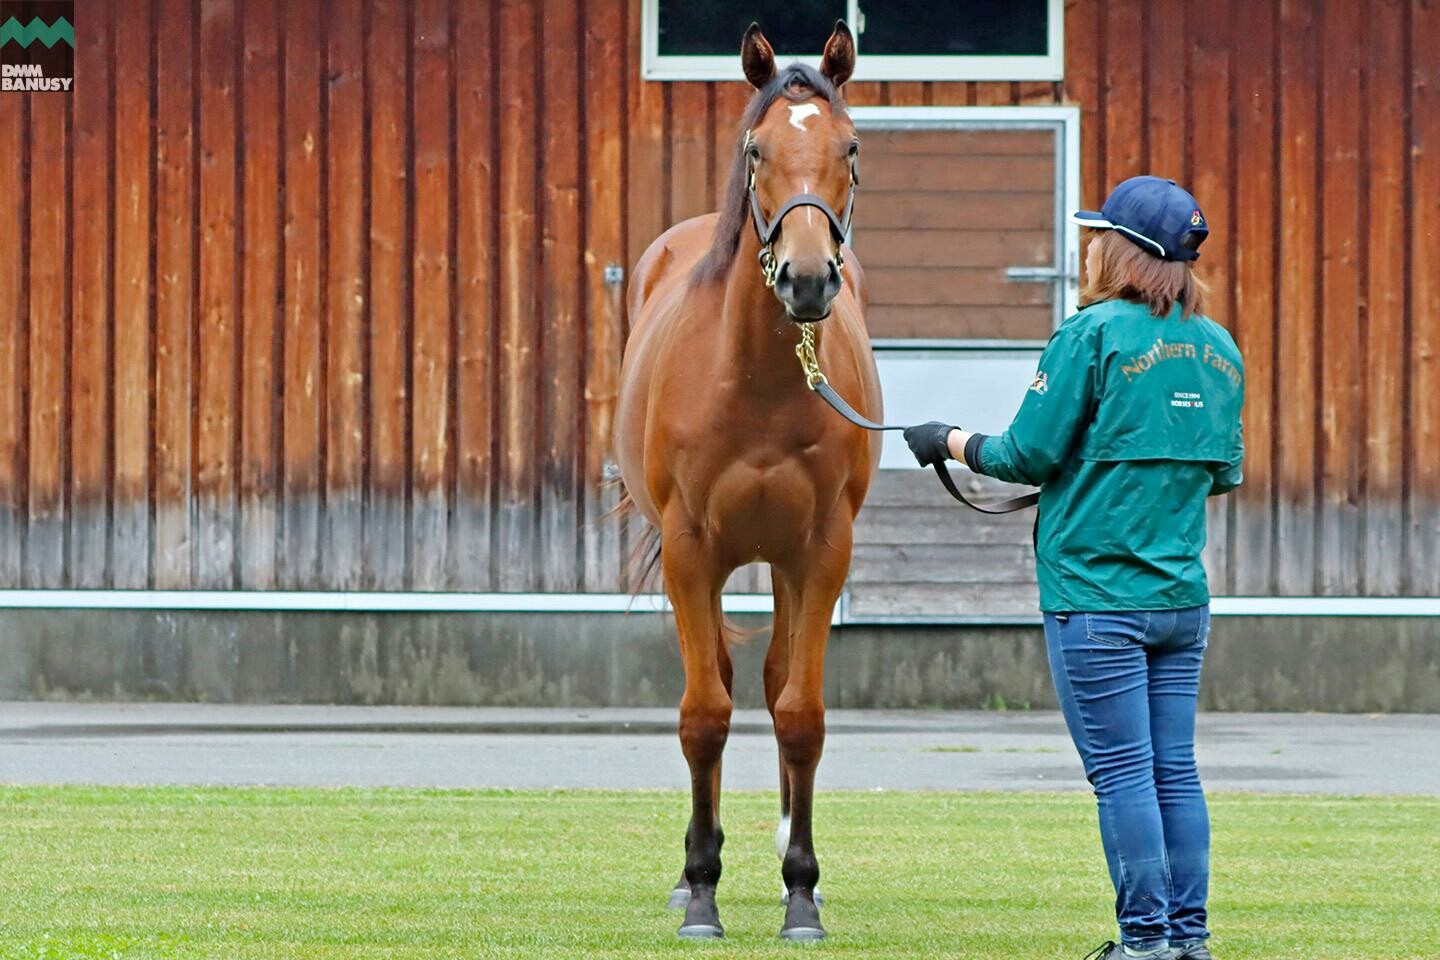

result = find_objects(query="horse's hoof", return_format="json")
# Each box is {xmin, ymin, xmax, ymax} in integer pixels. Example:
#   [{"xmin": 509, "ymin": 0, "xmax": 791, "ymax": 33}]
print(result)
[
  {"xmin": 780, "ymin": 887, "xmax": 824, "ymax": 907},
  {"xmin": 780, "ymin": 926, "xmax": 827, "ymax": 942},
  {"xmin": 667, "ymin": 887, "xmax": 691, "ymax": 910},
  {"xmin": 678, "ymin": 924, "xmax": 725, "ymax": 940}
]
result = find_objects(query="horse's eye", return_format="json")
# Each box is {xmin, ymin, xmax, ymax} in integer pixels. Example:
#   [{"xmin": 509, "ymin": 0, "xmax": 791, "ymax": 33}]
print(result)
[
  {"xmin": 848, "ymin": 141, "xmax": 860, "ymax": 157},
  {"xmin": 747, "ymin": 145, "xmax": 761, "ymax": 162}
]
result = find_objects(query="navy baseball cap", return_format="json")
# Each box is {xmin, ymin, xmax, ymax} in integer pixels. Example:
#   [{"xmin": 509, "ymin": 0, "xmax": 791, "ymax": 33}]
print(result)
[{"xmin": 1070, "ymin": 176, "xmax": 1208, "ymax": 261}]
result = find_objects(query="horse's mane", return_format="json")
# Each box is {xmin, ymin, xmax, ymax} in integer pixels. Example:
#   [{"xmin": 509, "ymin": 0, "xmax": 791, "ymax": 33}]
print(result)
[{"xmin": 691, "ymin": 63, "xmax": 847, "ymax": 283}]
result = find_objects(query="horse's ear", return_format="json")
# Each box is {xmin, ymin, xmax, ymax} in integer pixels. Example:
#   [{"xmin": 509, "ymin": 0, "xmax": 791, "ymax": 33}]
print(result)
[
  {"xmin": 741, "ymin": 23, "xmax": 776, "ymax": 89},
  {"xmin": 820, "ymin": 20, "xmax": 855, "ymax": 87}
]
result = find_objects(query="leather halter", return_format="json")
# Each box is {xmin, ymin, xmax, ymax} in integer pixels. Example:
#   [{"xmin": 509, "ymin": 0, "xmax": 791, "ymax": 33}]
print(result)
[{"xmin": 743, "ymin": 128, "xmax": 858, "ymax": 261}]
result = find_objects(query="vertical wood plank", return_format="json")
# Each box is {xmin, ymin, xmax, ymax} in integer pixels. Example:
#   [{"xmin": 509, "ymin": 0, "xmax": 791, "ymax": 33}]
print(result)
[
  {"xmin": 886, "ymin": 81, "xmax": 926, "ymax": 106},
  {"xmin": 1145, "ymin": 2, "xmax": 1186, "ymax": 180},
  {"xmin": 1017, "ymin": 81, "xmax": 1057, "ymax": 105},
  {"xmin": 1229, "ymin": 0, "xmax": 1277, "ymax": 594},
  {"xmin": 972, "ymin": 82, "xmax": 1014, "ymax": 106},
  {"xmin": 1190, "ymin": 0, "xmax": 1234, "ymax": 591},
  {"xmin": 238, "ymin": 0, "xmax": 280, "ymax": 589},
  {"xmin": 0, "ymin": 88, "xmax": 23, "ymax": 585},
  {"xmin": 113, "ymin": 0, "xmax": 154, "ymax": 589},
  {"xmin": 196, "ymin": 0, "xmax": 238, "ymax": 588},
  {"xmin": 410, "ymin": 0, "xmax": 453, "ymax": 590},
  {"xmin": 626, "ymin": 0, "xmax": 665, "ymax": 289},
  {"xmin": 366, "ymin": 0, "xmax": 409, "ymax": 590},
  {"xmin": 1102, "ymin": 0, "xmax": 1143, "ymax": 186},
  {"xmin": 453, "ymin": 0, "xmax": 495, "ymax": 591},
  {"xmin": 1363, "ymin": 0, "xmax": 1407, "ymax": 595},
  {"xmin": 1063, "ymin": 0, "xmax": 1103, "ymax": 288},
  {"xmin": 281, "ymin": 0, "xmax": 323, "ymax": 588},
  {"xmin": 153, "ymin": 0, "xmax": 194, "ymax": 588},
  {"xmin": 26, "ymin": 92, "xmax": 66, "ymax": 587},
  {"xmin": 710, "ymin": 82, "xmax": 750, "ymax": 213},
  {"xmin": 1409, "ymin": 0, "xmax": 1440, "ymax": 592},
  {"xmin": 842, "ymin": 80, "xmax": 883, "ymax": 108},
  {"xmin": 668, "ymin": 82, "xmax": 710, "ymax": 224},
  {"xmin": 323, "ymin": 0, "xmax": 366, "ymax": 589},
  {"xmin": 1317, "ymin": 0, "xmax": 1364, "ymax": 593},
  {"xmin": 925, "ymin": 83, "xmax": 968, "ymax": 107},
  {"xmin": 1275, "ymin": 0, "xmax": 1320, "ymax": 594},
  {"xmin": 497, "ymin": 0, "xmax": 539, "ymax": 590},
  {"xmin": 540, "ymin": 0, "xmax": 581, "ymax": 591},
  {"xmin": 70, "ymin": 1, "xmax": 112, "ymax": 587},
  {"xmin": 582, "ymin": 0, "xmax": 625, "ymax": 592}
]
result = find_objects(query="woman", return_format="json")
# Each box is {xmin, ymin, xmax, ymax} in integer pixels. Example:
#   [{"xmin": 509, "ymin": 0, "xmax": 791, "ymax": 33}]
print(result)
[{"xmin": 905, "ymin": 176, "xmax": 1244, "ymax": 960}]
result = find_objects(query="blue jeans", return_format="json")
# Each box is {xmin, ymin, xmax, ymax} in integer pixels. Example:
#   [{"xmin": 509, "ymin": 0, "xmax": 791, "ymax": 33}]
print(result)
[{"xmin": 1043, "ymin": 605, "xmax": 1212, "ymax": 953}]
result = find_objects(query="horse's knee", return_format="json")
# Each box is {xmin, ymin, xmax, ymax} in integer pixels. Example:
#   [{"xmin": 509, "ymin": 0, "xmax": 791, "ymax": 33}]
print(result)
[
  {"xmin": 679, "ymin": 695, "xmax": 732, "ymax": 764},
  {"xmin": 773, "ymin": 696, "xmax": 824, "ymax": 768}
]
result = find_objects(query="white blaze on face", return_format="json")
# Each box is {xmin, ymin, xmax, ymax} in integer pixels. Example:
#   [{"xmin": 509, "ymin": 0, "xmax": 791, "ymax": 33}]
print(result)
[{"xmin": 788, "ymin": 103, "xmax": 821, "ymax": 131}]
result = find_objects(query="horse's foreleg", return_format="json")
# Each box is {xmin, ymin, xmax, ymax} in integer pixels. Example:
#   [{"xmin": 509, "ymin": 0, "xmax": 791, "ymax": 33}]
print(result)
[
  {"xmin": 664, "ymin": 532, "xmax": 731, "ymax": 940},
  {"xmin": 669, "ymin": 640, "xmax": 733, "ymax": 911},
  {"xmin": 772, "ymin": 527, "xmax": 850, "ymax": 941}
]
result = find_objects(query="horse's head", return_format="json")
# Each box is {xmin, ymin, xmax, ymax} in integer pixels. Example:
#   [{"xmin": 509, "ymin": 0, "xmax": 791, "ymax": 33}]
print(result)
[{"xmin": 741, "ymin": 22, "xmax": 857, "ymax": 321}]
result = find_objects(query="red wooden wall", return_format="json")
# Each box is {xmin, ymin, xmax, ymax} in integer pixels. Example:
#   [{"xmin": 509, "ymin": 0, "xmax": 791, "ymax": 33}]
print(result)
[{"xmin": 0, "ymin": 0, "xmax": 1437, "ymax": 596}]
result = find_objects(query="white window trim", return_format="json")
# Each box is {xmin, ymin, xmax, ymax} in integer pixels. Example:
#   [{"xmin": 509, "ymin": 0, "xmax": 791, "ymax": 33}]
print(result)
[
  {"xmin": 848, "ymin": 104, "xmax": 1082, "ymax": 343},
  {"xmin": 641, "ymin": 0, "xmax": 1065, "ymax": 83}
]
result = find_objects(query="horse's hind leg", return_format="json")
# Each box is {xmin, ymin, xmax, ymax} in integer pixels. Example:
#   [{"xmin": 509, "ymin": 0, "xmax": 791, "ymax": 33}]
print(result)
[
  {"xmin": 663, "ymin": 528, "xmax": 732, "ymax": 939},
  {"xmin": 772, "ymin": 524, "xmax": 851, "ymax": 941}
]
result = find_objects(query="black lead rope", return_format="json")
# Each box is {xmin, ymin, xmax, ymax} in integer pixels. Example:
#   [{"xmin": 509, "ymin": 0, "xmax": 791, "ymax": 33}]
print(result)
[{"xmin": 810, "ymin": 380, "xmax": 1040, "ymax": 516}]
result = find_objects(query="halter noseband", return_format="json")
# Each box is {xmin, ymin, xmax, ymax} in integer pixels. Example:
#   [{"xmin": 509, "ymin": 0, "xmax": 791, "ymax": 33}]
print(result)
[{"xmin": 743, "ymin": 128, "xmax": 858, "ymax": 287}]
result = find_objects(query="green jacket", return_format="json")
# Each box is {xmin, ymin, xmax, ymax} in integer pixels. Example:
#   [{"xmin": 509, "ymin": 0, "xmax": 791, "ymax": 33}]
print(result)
[{"xmin": 968, "ymin": 298, "xmax": 1245, "ymax": 613}]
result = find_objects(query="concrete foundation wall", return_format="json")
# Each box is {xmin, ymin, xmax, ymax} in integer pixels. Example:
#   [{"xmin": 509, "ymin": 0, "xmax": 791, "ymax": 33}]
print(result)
[{"xmin": 1, "ymin": 611, "xmax": 1437, "ymax": 712}]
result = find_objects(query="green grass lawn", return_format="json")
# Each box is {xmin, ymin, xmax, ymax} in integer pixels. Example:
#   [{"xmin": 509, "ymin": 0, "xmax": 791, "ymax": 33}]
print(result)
[{"xmin": 0, "ymin": 788, "xmax": 1435, "ymax": 959}]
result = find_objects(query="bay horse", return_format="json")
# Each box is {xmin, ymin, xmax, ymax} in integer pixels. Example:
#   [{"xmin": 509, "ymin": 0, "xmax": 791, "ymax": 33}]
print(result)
[{"xmin": 613, "ymin": 21, "xmax": 881, "ymax": 941}]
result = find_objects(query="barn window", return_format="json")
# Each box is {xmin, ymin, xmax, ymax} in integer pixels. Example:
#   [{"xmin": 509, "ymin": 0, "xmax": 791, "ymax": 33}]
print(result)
[{"xmin": 642, "ymin": 0, "xmax": 1063, "ymax": 82}]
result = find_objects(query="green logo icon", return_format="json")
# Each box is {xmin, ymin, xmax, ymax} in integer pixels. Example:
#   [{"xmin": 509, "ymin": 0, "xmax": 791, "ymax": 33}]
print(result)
[{"xmin": 0, "ymin": 15, "xmax": 73, "ymax": 49}]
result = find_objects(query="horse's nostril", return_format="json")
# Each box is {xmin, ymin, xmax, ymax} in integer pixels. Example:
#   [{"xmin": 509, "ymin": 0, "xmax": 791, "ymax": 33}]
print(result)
[{"xmin": 824, "ymin": 260, "xmax": 842, "ymax": 299}]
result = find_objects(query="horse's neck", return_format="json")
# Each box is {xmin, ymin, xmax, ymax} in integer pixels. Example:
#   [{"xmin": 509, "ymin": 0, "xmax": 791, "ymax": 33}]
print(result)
[{"xmin": 717, "ymin": 239, "xmax": 802, "ymax": 390}]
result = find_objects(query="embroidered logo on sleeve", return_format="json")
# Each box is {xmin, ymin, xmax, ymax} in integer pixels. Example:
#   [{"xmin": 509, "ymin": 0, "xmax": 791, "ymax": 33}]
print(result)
[{"xmin": 1029, "ymin": 372, "xmax": 1049, "ymax": 395}]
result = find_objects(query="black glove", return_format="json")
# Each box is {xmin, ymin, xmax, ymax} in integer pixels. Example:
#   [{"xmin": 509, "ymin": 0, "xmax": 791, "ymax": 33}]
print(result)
[{"xmin": 903, "ymin": 421, "xmax": 958, "ymax": 467}]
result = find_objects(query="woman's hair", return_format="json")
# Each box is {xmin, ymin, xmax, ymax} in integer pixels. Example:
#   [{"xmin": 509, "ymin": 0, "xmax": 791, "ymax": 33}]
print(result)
[{"xmin": 1080, "ymin": 229, "xmax": 1207, "ymax": 319}]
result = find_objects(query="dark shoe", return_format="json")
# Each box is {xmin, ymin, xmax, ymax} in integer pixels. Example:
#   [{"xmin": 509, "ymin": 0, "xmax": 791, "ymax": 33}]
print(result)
[
  {"xmin": 1174, "ymin": 943, "xmax": 1212, "ymax": 960},
  {"xmin": 1083, "ymin": 942, "xmax": 1179, "ymax": 960}
]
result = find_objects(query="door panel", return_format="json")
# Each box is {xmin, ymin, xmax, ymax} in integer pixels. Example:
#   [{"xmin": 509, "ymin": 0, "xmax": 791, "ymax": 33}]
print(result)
[{"xmin": 853, "ymin": 126, "xmax": 1058, "ymax": 341}]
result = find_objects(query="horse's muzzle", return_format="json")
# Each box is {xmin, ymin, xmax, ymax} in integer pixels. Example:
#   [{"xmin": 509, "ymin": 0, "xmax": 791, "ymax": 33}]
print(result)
[{"xmin": 774, "ymin": 259, "xmax": 842, "ymax": 321}]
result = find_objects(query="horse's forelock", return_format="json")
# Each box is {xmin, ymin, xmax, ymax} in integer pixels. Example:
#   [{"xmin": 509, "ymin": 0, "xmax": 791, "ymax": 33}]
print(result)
[{"xmin": 691, "ymin": 64, "xmax": 846, "ymax": 284}]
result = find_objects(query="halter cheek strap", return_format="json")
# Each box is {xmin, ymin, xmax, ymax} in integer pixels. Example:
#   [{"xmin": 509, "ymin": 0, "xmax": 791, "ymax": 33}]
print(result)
[{"xmin": 743, "ymin": 128, "xmax": 858, "ymax": 261}]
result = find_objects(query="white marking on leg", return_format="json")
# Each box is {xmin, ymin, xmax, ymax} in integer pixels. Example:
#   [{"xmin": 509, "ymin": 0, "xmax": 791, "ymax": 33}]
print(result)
[
  {"xmin": 788, "ymin": 103, "xmax": 820, "ymax": 131},
  {"xmin": 775, "ymin": 815, "xmax": 791, "ymax": 860}
]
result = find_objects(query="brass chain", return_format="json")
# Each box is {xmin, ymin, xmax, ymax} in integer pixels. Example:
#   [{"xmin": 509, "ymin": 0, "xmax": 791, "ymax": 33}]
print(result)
[
  {"xmin": 795, "ymin": 322, "xmax": 828, "ymax": 389},
  {"xmin": 758, "ymin": 246, "xmax": 779, "ymax": 287}
]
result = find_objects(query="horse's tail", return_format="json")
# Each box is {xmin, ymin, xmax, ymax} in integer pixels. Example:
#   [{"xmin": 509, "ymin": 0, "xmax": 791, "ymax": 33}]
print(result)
[
  {"xmin": 610, "ymin": 484, "xmax": 763, "ymax": 647},
  {"xmin": 611, "ymin": 486, "xmax": 663, "ymax": 595}
]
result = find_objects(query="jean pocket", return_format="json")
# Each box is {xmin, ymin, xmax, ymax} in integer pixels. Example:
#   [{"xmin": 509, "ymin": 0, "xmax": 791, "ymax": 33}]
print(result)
[
  {"xmin": 1193, "ymin": 607, "xmax": 1212, "ymax": 649},
  {"xmin": 1084, "ymin": 611, "xmax": 1149, "ymax": 648}
]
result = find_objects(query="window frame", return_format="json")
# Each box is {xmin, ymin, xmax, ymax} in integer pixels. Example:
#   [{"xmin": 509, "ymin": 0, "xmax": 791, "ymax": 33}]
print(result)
[
  {"xmin": 641, "ymin": 0, "xmax": 1065, "ymax": 82},
  {"xmin": 848, "ymin": 105, "xmax": 1082, "ymax": 349}
]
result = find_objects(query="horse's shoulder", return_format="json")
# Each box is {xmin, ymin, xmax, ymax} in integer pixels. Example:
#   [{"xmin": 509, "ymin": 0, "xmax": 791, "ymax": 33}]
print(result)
[{"xmin": 630, "ymin": 214, "xmax": 721, "ymax": 316}]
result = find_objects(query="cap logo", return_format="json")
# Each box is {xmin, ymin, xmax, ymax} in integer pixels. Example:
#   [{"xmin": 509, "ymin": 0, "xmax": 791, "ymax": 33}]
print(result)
[{"xmin": 1191, "ymin": 209, "xmax": 1204, "ymax": 226}]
